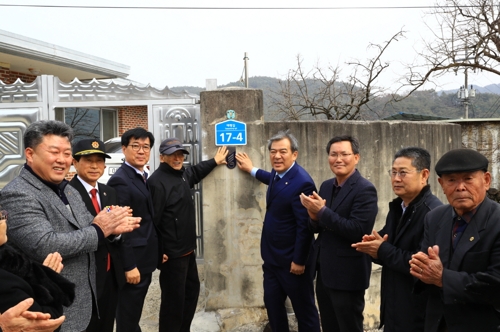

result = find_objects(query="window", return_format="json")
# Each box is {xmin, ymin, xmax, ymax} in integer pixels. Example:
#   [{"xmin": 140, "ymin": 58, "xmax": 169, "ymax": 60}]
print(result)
[{"xmin": 55, "ymin": 107, "xmax": 117, "ymax": 143}]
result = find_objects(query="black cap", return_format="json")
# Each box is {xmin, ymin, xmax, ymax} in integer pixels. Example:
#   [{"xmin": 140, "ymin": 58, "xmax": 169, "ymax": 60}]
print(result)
[
  {"xmin": 435, "ymin": 148, "xmax": 488, "ymax": 176},
  {"xmin": 72, "ymin": 139, "xmax": 111, "ymax": 159},
  {"xmin": 159, "ymin": 138, "xmax": 189, "ymax": 155}
]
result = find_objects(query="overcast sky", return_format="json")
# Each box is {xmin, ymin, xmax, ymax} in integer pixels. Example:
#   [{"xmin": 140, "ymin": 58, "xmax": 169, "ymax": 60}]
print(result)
[{"xmin": 1, "ymin": 0, "xmax": 499, "ymax": 93}]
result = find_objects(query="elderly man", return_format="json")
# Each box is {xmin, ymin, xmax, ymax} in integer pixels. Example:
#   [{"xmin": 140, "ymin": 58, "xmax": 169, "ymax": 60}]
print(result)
[
  {"xmin": 148, "ymin": 138, "xmax": 227, "ymax": 332},
  {"xmin": 352, "ymin": 147, "xmax": 442, "ymax": 331},
  {"xmin": 300, "ymin": 135, "xmax": 377, "ymax": 332},
  {"xmin": 69, "ymin": 139, "xmax": 125, "ymax": 332},
  {"xmin": 0, "ymin": 120, "xmax": 139, "ymax": 332},
  {"xmin": 410, "ymin": 148, "xmax": 500, "ymax": 331},
  {"xmin": 236, "ymin": 130, "xmax": 320, "ymax": 332}
]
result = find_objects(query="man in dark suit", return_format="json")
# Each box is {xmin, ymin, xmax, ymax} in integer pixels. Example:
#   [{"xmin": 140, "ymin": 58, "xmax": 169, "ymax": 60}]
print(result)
[
  {"xmin": 236, "ymin": 130, "xmax": 320, "ymax": 332},
  {"xmin": 107, "ymin": 127, "xmax": 162, "ymax": 332},
  {"xmin": 410, "ymin": 148, "xmax": 500, "ymax": 331},
  {"xmin": 300, "ymin": 135, "xmax": 378, "ymax": 332},
  {"xmin": 352, "ymin": 147, "xmax": 442, "ymax": 331},
  {"xmin": 69, "ymin": 139, "xmax": 126, "ymax": 332}
]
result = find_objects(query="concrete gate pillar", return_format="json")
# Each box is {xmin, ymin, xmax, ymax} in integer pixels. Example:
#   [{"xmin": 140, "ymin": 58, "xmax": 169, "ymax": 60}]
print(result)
[{"xmin": 200, "ymin": 89, "xmax": 268, "ymax": 327}]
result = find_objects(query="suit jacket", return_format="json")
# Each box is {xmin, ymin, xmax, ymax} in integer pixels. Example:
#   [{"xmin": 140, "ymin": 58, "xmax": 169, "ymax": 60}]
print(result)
[
  {"xmin": 107, "ymin": 163, "xmax": 160, "ymax": 274},
  {"xmin": 256, "ymin": 163, "xmax": 316, "ymax": 268},
  {"xmin": 311, "ymin": 169, "xmax": 378, "ymax": 291},
  {"xmin": 417, "ymin": 197, "xmax": 500, "ymax": 332},
  {"xmin": 0, "ymin": 168, "xmax": 98, "ymax": 332},
  {"xmin": 69, "ymin": 177, "xmax": 126, "ymax": 294},
  {"xmin": 375, "ymin": 186, "xmax": 442, "ymax": 332}
]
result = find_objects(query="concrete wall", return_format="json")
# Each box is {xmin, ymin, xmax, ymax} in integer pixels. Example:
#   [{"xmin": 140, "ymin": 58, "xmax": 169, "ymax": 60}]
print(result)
[
  {"xmin": 199, "ymin": 88, "xmax": 462, "ymax": 330},
  {"xmin": 459, "ymin": 119, "xmax": 500, "ymax": 189}
]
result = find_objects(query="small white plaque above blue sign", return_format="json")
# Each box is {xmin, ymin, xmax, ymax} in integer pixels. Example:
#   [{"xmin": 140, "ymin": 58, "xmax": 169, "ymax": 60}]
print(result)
[{"xmin": 215, "ymin": 120, "xmax": 247, "ymax": 146}]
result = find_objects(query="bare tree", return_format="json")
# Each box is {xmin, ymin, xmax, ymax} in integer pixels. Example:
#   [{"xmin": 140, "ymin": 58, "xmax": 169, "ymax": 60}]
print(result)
[
  {"xmin": 269, "ymin": 31, "xmax": 404, "ymax": 121},
  {"xmin": 65, "ymin": 107, "xmax": 100, "ymax": 139},
  {"xmin": 402, "ymin": 0, "xmax": 500, "ymax": 96}
]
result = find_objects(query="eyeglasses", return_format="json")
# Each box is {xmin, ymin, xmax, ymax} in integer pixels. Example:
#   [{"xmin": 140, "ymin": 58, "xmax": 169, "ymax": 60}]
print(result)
[
  {"xmin": 0, "ymin": 210, "xmax": 7, "ymax": 222},
  {"xmin": 330, "ymin": 153, "xmax": 353, "ymax": 160},
  {"xmin": 388, "ymin": 170, "xmax": 420, "ymax": 178},
  {"xmin": 129, "ymin": 144, "xmax": 151, "ymax": 152}
]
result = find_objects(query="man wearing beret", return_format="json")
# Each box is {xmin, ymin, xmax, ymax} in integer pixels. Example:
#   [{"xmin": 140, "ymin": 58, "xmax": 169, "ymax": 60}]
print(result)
[
  {"xmin": 148, "ymin": 138, "xmax": 227, "ymax": 332},
  {"xmin": 69, "ymin": 139, "xmax": 125, "ymax": 332},
  {"xmin": 410, "ymin": 148, "xmax": 500, "ymax": 331}
]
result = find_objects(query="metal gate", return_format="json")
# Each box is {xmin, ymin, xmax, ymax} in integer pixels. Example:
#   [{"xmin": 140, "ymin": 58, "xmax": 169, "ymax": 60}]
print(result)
[{"xmin": 0, "ymin": 75, "xmax": 204, "ymax": 258}]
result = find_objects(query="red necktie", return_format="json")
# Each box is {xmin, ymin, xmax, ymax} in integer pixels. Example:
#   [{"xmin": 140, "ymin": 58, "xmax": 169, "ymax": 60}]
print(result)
[
  {"xmin": 90, "ymin": 189, "xmax": 101, "ymax": 214},
  {"xmin": 90, "ymin": 188, "xmax": 111, "ymax": 271}
]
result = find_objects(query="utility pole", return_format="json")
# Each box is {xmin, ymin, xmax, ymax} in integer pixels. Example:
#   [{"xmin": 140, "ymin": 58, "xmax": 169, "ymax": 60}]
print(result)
[
  {"xmin": 457, "ymin": 70, "xmax": 475, "ymax": 119},
  {"xmin": 243, "ymin": 52, "xmax": 249, "ymax": 88},
  {"xmin": 456, "ymin": 47, "xmax": 476, "ymax": 118}
]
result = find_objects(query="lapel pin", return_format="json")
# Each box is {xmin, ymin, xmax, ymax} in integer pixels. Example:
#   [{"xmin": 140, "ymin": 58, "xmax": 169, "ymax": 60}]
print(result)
[
  {"xmin": 103, "ymin": 192, "xmax": 107, "ymax": 196},
  {"xmin": 470, "ymin": 237, "xmax": 474, "ymax": 241},
  {"xmin": 285, "ymin": 182, "xmax": 288, "ymax": 185}
]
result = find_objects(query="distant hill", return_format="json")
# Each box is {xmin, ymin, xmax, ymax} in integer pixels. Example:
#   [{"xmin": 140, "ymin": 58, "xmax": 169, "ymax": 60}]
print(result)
[
  {"xmin": 440, "ymin": 83, "xmax": 500, "ymax": 95},
  {"xmin": 170, "ymin": 76, "xmax": 283, "ymax": 119},
  {"xmin": 171, "ymin": 76, "xmax": 500, "ymax": 120}
]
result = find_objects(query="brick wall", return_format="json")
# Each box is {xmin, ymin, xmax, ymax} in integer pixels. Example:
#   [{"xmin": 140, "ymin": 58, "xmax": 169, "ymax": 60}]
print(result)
[
  {"xmin": 118, "ymin": 106, "xmax": 148, "ymax": 135},
  {"xmin": 0, "ymin": 65, "xmax": 37, "ymax": 84}
]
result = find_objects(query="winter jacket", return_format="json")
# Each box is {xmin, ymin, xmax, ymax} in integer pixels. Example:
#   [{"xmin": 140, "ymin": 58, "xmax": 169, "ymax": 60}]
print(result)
[{"xmin": 148, "ymin": 159, "xmax": 217, "ymax": 258}]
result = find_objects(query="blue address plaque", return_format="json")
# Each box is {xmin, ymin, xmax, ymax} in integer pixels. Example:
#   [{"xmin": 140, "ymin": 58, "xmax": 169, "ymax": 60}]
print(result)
[{"xmin": 215, "ymin": 120, "xmax": 247, "ymax": 146}]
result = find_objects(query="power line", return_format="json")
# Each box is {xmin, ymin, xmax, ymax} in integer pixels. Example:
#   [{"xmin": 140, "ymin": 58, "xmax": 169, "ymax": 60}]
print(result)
[
  {"xmin": 486, "ymin": 94, "xmax": 500, "ymax": 118},
  {"xmin": 0, "ymin": 4, "xmax": 466, "ymax": 10}
]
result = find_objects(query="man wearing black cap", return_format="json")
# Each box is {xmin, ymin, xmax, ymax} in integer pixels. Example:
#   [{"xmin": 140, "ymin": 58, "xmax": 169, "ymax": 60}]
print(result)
[
  {"xmin": 69, "ymin": 139, "xmax": 125, "ymax": 332},
  {"xmin": 148, "ymin": 138, "xmax": 227, "ymax": 332},
  {"xmin": 410, "ymin": 148, "xmax": 500, "ymax": 331}
]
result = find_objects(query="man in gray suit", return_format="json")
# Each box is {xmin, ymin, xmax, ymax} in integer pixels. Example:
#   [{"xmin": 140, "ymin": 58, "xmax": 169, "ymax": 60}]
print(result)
[{"xmin": 0, "ymin": 120, "xmax": 140, "ymax": 332}]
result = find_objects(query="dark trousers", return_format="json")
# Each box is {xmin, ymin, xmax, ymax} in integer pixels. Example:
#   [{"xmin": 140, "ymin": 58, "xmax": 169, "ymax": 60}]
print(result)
[
  {"xmin": 263, "ymin": 264, "xmax": 320, "ymax": 332},
  {"xmin": 316, "ymin": 272, "xmax": 365, "ymax": 332},
  {"xmin": 115, "ymin": 272, "xmax": 152, "ymax": 332},
  {"xmin": 87, "ymin": 269, "xmax": 119, "ymax": 332},
  {"xmin": 159, "ymin": 252, "xmax": 200, "ymax": 332}
]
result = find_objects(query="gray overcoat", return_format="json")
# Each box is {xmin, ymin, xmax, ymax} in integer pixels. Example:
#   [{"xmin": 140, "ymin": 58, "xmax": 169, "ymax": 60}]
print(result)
[{"xmin": 0, "ymin": 168, "xmax": 98, "ymax": 332}]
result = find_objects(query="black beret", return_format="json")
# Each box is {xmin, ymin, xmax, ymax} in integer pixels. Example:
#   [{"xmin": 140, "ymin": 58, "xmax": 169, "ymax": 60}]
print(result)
[
  {"xmin": 435, "ymin": 148, "xmax": 488, "ymax": 177},
  {"xmin": 72, "ymin": 139, "xmax": 111, "ymax": 159}
]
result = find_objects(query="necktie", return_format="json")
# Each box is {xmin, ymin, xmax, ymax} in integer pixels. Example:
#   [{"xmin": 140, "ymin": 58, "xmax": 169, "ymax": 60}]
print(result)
[
  {"xmin": 452, "ymin": 217, "xmax": 467, "ymax": 250},
  {"xmin": 90, "ymin": 188, "xmax": 111, "ymax": 271},
  {"xmin": 275, "ymin": 175, "xmax": 281, "ymax": 182},
  {"xmin": 90, "ymin": 188, "xmax": 101, "ymax": 214},
  {"xmin": 143, "ymin": 172, "xmax": 148, "ymax": 183}
]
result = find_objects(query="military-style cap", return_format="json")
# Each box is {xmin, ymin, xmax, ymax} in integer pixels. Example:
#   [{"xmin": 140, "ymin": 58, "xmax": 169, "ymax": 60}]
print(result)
[
  {"xmin": 159, "ymin": 138, "xmax": 189, "ymax": 155},
  {"xmin": 435, "ymin": 148, "xmax": 488, "ymax": 176},
  {"xmin": 72, "ymin": 139, "xmax": 111, "ymax": 158}
]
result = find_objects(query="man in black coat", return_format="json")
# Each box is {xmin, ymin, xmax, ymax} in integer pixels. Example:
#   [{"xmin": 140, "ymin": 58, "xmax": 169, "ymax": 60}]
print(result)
[
  {"xmin": 107, "ymin": 128, "xmax": 163, "ymax": 332},
  {"xmin": 148, "ymin": 138, "xmax": 227, "ymax": 332},
  {"xmin": 69, "ymin": 138, "xmax": 125, "ymax": 332},
  {"xmin": 353, "ymin": 147, "xmax": 442, "ymax": 331},
  {"xmin": 410, "ymin": 148, "xmax": 500, "ymax": 331}
]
